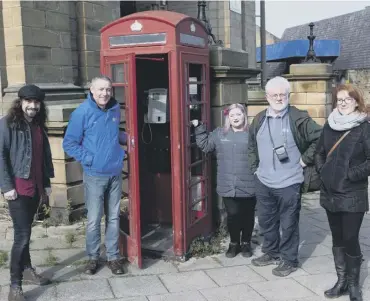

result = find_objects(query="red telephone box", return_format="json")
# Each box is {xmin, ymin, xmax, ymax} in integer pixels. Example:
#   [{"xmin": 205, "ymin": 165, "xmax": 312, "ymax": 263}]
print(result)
[{"xmin": 100, "ymin": 11, "xmax": 212, "ymax": 268}]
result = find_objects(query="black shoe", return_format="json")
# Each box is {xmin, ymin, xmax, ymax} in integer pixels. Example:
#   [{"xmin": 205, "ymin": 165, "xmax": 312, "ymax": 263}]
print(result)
[
  {"xmin": 84, "ymin": 260, "xmax": 98, "ymax": 275},
  {"xmin": 272, "ymin": 260, "xmax": 298, "ymax": 277},
  {"xmin": 346, "ymin": 254, "xmax": 363, "ymax": 301},
  {"xmin": 23, "ymin": 267, "xmax": 51, "ymax": 286},
  {"xmin": 251, "ymin": 253, "xmax": 280, "ymax": 267},
  {"xmin": 8, "ymin": 286, "xmax": 26, "ymax": 301},
  {"xmin": 324, "ymin": 247, "xmax": 348, "ymax": 299},
  {"xmin": 107, "ymin": 259, "xmax": 124, "ymax": 275},
  {"xmin": 225, "ymin": 243, "xmax": 240, "ymax": 258},
  {"xmin": 241, "ymin": 242, "xmax": 253, "ymax": 258}
]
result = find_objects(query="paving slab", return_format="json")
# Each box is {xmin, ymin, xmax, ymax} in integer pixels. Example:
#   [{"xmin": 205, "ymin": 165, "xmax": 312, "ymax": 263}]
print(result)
[
  {"xmin": 300, "ymin": 255, "xmax": 334, "ymax": 274},
  {"xmin": 248, "ymin": 278, "xmax": 317, "ymax": 301},
  {"xmin": 205, "ymin": 265, "xmax": 266, "ymax": 286},
  {"xmin": 147, "ymin": 290, "xmax": 207, "ymax": 301},
  {"xmin": 109, "ymin": 275, "xmax": 168, "ymax": 297},
  {"xmin": 211, "ymin": 246, "xmax": 263, "ymax": 267},
  {"xmin": 128, "ymin": 259, "xmax": 178, "ymax": 275},
  {"xmin": 0, "ymin": 284, "xmax": 57, "ymax": 301},
  {"xmin": 56, "ymin": 279, "xmax": 114, "ymax": 301},
  {"xmin": 175, "ymin": 257, "xmax": 222, "ymax": 272},
  {"xmin": 159, "ymin": 271, "xmax": 218, "ymax": 293},
  {"xmin": 249, "ymin": 265, "xmax": 309, "ymax": 281},
  {"xmin": 298, "ymin": 243, "xmax": 332, "ymax": 259},
  {"xmin": 200, "ymin": 283, "xmax": 267, "ymax": 301}
]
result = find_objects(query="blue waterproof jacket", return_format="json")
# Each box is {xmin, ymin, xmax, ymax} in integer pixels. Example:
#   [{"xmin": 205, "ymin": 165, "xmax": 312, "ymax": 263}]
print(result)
[{"xmin": 63, "ymin": 93, "xmax": 124, "ymax": 177}]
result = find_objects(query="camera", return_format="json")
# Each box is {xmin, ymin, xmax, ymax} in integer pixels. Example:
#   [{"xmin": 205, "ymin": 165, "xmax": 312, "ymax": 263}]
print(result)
[{"xmin": 274, "ymin": 145, "xmax": 289, "ymax": 162}]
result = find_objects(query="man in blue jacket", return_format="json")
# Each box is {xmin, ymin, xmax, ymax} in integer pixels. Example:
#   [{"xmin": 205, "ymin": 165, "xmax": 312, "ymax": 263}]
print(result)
[{"xmin": 63, "ymin": 76, "xmax": 126, "ymax": 275}]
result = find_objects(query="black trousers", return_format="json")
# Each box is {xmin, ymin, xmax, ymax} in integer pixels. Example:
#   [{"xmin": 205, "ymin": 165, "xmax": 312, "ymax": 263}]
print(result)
[
  {"xmin": 255, "ymin": 177, "xmax": 301, "ymax": 267},
  {"xmin": 8, "ymin": 194, "xmax": 39, "ymax": 286},
  {"xmin": 223, "ymin": 197, "xmax": 256, "ymax": 244},
  {"xmin": 326, "ymin": 210, "xmax": 364, "ymax": 256}
]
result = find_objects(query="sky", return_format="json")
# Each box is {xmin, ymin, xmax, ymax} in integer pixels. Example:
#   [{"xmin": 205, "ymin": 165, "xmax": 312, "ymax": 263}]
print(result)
[{"xmin": 255, "ymin": 0, "xmax": 370, "ymax": 38}]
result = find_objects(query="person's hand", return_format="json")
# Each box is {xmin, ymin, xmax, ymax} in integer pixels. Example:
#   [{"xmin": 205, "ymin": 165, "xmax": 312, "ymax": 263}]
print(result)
[
  {"xmin": 300, "ymin": 158, "xmax": 307, "ymax": 168},
  {"xmin": 45, "ymin": 187, "xmax": 52, "ymax": 196},
  {"xmin": 191, "ymin": 120, "xmax": 199, "ymax": 127},
  {"xmin": 4, "ymin": 189, "xmax": 17, "ymax": 201}
]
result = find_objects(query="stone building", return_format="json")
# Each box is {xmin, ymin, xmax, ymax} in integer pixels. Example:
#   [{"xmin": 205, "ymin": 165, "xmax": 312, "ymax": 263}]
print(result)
[
  {"xmin": 265, "ymin": 6, "xmax": 370, "ymax": 102},
  {"xmin": 0, "ymin": 0, "xmax": 257, "ymax": 115}
]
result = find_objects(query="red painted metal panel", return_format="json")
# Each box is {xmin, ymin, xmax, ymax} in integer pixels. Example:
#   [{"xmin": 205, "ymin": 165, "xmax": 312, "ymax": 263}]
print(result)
[{"xmin": 103, "ymin": 54, "xmax": 142, "ymax": 268}]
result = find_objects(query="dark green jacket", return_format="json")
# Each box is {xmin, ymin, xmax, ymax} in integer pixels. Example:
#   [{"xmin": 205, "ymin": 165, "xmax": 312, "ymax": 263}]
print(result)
[{"xmin": 248, "ymin": 105, "xmax": 322, "ymax": 192}]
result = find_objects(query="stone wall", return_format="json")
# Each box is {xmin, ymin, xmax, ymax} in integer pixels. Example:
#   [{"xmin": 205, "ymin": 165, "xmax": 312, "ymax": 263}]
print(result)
[{"xmin": 345, "ymin": 69, "xmax": 370, "ymax": 104}]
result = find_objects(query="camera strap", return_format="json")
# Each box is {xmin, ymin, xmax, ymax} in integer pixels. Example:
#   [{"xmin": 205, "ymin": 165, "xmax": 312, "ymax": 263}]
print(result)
[{"xmin": 267, "ymin": 116, "xmax": 288, "ymax": 169}]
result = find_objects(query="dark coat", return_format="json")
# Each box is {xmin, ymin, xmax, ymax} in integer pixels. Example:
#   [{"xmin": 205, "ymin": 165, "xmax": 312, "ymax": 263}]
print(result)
[
  {"xmin": 315, "ymin": 121, "xmax": 370, "ymax": 212},
  {"xmin": 0, "ymin": 117, "xmax": 54, "ymax": 194},
  {"xmin": 248, "ymin": 105, "xmax": 322, "ymax": 192},
  {"xmin": 194, "ymin": 124, "xmax": 255, "ymax": 198}
]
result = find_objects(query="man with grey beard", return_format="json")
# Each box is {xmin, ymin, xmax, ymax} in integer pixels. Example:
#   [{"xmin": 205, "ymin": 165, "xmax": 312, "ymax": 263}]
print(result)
[{"xmin": 248, "ymin": 76, "xmax": 322, "ymax": 277}]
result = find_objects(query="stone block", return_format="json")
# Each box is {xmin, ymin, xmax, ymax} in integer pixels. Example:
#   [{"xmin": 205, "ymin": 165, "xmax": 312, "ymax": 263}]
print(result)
[
  {"xmin": 246, "ymin": 105, "xmax": 268, "ymax": 118},
  {"xmin": 19, "ymin": 7, "xmax": 46, "ymax": 28},
  {"xmin": 24, "ymin": 46, "xmax": 52, "ymax": 65},
  {"xmin": 306, "ymin": 92, "xmax": 329, "ymax": 105},
  {"xmin": 47, "ymin": 103, "xmax": 79, "ymax": 122},
  {"xmin": 210, "ymin": 46, "xmax": 249, "ymax": 68},
  {"xmin": 6, "ymin": 65, "xmax": 26, "ymax": 84},
  {"xmin": 25, "ymin": 65, "xmax": 61, "ymax": 83},
  {"xmin": 34, "ymin": 1, "xmax": 69, "ymax": 14},
  {"xmin": 295, "ymin": 104, "xmax": 330, "ymax": 118},
  {"xmin": 23, "ymin": 27, "xmax": 61, "ymax": 48},
  {"xmin": 78, "ymin": 34, "xmax": 100, "ymax": 52},
  {"xmin": 49, "ymin": 136, "xmax": 70, "ymax": 160},
  {"xmin": 5, "ymin": 46, "xmax": 25, "ymax": 65},
  {"xmin": 60, "ymin": 32, "xmax": 72, "ymax": 49},
  {"xmin": 49, "ymin": 183, "xmax": 84, "ymax": 207},
  {"xmin": 291, "ymin": 80, "xmax": 332, "ymax": 93},
  {"xmin": 2, "ymin": 8, "xmax": 20, "ymax": 28},
  {"xmin": 290, "ymin": 63, "xmax": 333, "ymax": 76},
  {"xmin": 51, "ymin": 160, "xmax": 83, "ymax": 185},
  {"xmin": 211, "ymin": 81, "xmax": 247, "ymax": 107},
  {"xmin": 82, "ymin": 18, "xmax": 105, "ymax": 36},
  {"xmin": 289, "ymin": 92, "xmax": 307, "ymax": 105},
  {"xmin": 46, "ymin": 11, "xmax": 70, "ymax": 32},
  {"xmin": 79, "ymin": 66, "xmax": 100, "ymax": 84},
  {"xmin": 80, "ymin": 51, "xmax": 100, "ymax": 68},
  {"xmin": 247, "ymin": 90, "xmax": 266, "ymax": 103},
  {"xmin": 2, "ymin": 1, "xmax": 22, "ymax": 8},
  {"xmin": 51, "ymin": 48, "xmax": 72, "ymax": 66},
  {"xmin": 4, "ymin": 27, "xmax": 23, "ymax": 47},
  {"xmin": 76, "ymin": 2, "xmax": 94, "ymax": 19}
]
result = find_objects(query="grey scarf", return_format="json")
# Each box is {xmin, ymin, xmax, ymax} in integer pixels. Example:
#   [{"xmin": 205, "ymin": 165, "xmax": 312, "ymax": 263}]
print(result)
[{"xmin": 328, "ymin": 108, "xmax": 367, "ymax": 131}]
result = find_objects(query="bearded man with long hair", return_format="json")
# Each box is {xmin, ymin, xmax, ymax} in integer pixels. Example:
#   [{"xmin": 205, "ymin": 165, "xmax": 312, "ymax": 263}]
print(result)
[{"xmin": 0, "ymin": 84, "xmax": 54, "ymax": 301}]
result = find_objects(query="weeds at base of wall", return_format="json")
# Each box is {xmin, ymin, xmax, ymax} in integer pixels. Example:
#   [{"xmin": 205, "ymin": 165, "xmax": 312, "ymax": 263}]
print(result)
[
  {"xmin": 188, "ymin": 226, "xmax": 228, "ymax": 258},
  {"xmin": 0, "ymin": 250, "xmax": 9, "ymax": 267}
]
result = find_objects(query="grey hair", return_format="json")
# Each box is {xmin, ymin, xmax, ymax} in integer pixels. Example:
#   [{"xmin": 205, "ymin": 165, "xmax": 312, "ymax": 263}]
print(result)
[
  {"xmin": 90, "ymin": 75, "xmax": 112, "ymax": 87},
  {"xmin": 223, "ymin": 103, "xmax": 248, "ymax": 133},
  {"xmin": 265, "ymin": 76, "xmax": 290, "ymax": 94}
]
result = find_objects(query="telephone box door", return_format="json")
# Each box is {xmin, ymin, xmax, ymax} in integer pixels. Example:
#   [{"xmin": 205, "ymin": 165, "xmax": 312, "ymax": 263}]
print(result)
[
  {"xmin": 181, "ymin": 53, "xmax": 212, "ymax": 250},
  {"xmin": 104, "ymin": 54, "xmax": 142, "ymax": 268}
]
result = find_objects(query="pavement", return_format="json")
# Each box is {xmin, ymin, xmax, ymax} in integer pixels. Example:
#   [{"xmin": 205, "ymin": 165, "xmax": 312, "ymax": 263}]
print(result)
[{"xmin": 1, "ymin": 192, "xmax": 370, "ymax": 300}]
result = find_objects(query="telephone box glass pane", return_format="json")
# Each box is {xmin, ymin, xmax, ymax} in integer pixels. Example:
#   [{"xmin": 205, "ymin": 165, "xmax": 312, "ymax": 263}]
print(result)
[
  {"xmin": 111, "ymin": 64, "xmax": 125, "ymax": 83},
  {"xmin": 120, "ymin": 151, "xmax": 130, "ymax": 235},
  {"xmin": 113, "ymin": 87, "xmax": 125, "ymax": 105},
  {"xmin": 189, "ymin": 64, "xmax": 203, "ymax": 83}
]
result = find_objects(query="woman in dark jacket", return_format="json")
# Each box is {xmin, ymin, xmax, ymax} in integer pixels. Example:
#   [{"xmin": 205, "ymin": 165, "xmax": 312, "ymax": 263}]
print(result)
[
  {"xmin": 192, "ymin": 103, "xmax": 256, "ymax": 258},
  {"xmin": 315, "ymin": 84, "xmax": 370, "ymax": 301}
]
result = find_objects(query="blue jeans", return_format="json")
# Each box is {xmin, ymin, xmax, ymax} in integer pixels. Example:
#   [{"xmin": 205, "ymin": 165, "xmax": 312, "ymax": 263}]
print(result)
[{"xmin": 84, "ymin": 173, "xmax": 122, "ymax": 261}]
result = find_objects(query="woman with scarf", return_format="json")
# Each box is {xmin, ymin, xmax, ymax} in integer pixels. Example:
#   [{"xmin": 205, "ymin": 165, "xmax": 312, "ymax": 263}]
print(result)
[{"xmin": 315, "ymin": 84, "xmax": 370, "ymax": 301}]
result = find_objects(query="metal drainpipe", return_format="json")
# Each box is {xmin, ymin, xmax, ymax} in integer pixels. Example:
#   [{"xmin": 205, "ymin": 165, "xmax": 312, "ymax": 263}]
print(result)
[{"xmin": 260, "ymin": 0, "xmax": 267, "ymax": 89}]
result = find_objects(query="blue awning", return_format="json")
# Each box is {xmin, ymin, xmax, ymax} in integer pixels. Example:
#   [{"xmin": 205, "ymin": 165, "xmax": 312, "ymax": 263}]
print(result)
[{"xmin": 256, "ymin": 40, "xmax": 341, "ymax": 63}]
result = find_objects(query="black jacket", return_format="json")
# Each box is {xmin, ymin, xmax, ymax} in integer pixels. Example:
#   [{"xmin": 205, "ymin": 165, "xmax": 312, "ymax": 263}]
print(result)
[
  {"xmin": 195, "ymin": 124, "xmax": 255, "ymax": 198},
  {"xmin": 248, "ymin": 106, "xmax": 322, "ymax": 192},
  {"xmin": 0, "ymin": 117, "xmax": 54, "ymax": 194},
  {"xmin": 315, "ymin": 121, "xmax": 370, "ymax": 212}
]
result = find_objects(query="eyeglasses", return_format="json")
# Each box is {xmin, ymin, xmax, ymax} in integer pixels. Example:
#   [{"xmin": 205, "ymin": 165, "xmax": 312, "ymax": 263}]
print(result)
[
  {"xmin": 267, "ymin": 93, "xmax": 288, "ymax": 100},
  {"xmin": 337, "ymin": 97, "xmax": 354, "ymax": 104}
]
